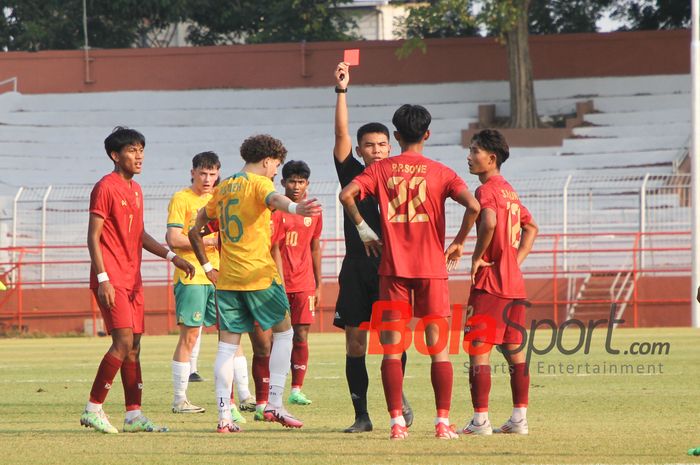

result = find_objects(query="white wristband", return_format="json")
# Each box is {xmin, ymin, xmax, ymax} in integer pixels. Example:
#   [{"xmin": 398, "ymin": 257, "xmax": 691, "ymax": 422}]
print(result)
[
  {"xmin": 166, "ymin": 250, "xmax": 176, "ymax": 261},
  {"xmin": 286, "ymin": 201, "xmax": 299, "ymax": 214},
  {"xmin": 96, "ymin": 272, "xmax": 109, "ymax": 283},
  {"xmin": 355, "ymin": 220, "xmax": 379, "ymax": 243},
  {"xmin": 202, "ymin": 262, "xmax": 214, "ymax": 273}
]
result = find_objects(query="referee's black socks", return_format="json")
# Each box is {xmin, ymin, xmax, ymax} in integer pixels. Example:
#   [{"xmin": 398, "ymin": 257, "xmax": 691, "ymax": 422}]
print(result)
[{"xmin": 346, "ymin": 355, "xmax": 369, "ymax": 418}]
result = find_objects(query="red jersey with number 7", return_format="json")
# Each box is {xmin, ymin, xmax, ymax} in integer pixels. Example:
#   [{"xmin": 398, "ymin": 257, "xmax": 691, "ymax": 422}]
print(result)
[
  {"xmin": 473, "ymin": 175, "xmax": 532, "ymax": 299},
  {"xmin": 351, "ymin": 151, "xmax": 467, "ymax": 279},
  {"xmin": 88, "ymin": 172, "xmax": 144, "ymax": 290}
]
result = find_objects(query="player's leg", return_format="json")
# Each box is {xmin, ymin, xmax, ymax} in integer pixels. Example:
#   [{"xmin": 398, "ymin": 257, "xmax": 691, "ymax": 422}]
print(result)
[
  {"xmin": 288, "ymin": 291, "xmax": 314, "ymax": 404},
  {"xmin": 249, "ymin": 325, "xmax": 272, "ymax": 420},
  {"xmin": 188, "ymin": 326, "xmax": 204, "ymax": 382},
  {"xmin": 494, "ymin": 301, "xmax": 529, "ymax": 434},
  {"xmin": 251, "ymin": 281, "xmax": 303, "ymax": 428},
  {"xmin": 461, "ymin": 289, "xmax": 510, "ymax": 436},
  {"xmin": 121, "ymin": 290, "xmax": 168, "ymax": 433},
  {"xmin": 228, "ymin": 344, "xmax": 248, "ymax": 423},
  {"xmin": 171, "ymin": 325, "xmax": 205, "ymax": 413},
  {"xmin": 81, "ymin": 288, "xmax": 134, "ymax": 434},
  {"xmin": 212, "ymin": 289, "xmax": 250, "ymax": 433},
  {"xmin": 343, "ymin": 326, "xmax": 372, "ymax": 432},
  {"xmin": 414, "ymin": 279, "xmax": 457, "ymax": 439},
  {"xmin": 232, "ymin": 344, "xmax": 254, "ymax": 409}
]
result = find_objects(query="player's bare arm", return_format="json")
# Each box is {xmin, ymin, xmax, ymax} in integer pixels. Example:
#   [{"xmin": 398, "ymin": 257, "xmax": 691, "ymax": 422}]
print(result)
[
  {"xmin": 87, "ymin": 212, "xmax": 115, "ymax": 310},
  {"xmin": 339, "ymin": 182, "xmax": 382, "ymax": 257},
  {"xmin": 188, "ymin": 208, "xmax": 218, "ymax": 284},
  {"xmin": 516, "ymin": 220, "xmax": 539, "ymax": 266},
  {"xmin": 143, "ymin": 230, "xmax": 195, "ymax": 279},
  {"xmin": 271, "ymin": 242, "xmax": 285, "ymax": 286},
  {"xmin": 470, "ymin": 208, "xmax": 497, "ymax": 282},
  {"xmin": 267, "ymin": 193, "xmax": 322, "ymax": 217},
  {"xmin": 445, "ymin": 188, "xmax": 481, "ymax": 270},
  {"xmin": 166, "ymin": 226, "xmax": 217, "ymax": 251},
  {"xmin": 311, "ymin": 236, "xmax": 323, "ymax": 307},
  {"xmin": 333, "ymin": 62, "xmax": 352, "ymax": 163}
]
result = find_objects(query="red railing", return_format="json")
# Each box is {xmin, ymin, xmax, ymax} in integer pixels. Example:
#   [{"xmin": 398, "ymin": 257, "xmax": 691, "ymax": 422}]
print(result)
[{"xmin": 0, "ymin": 231, "xmax": 691, "ymax": 333}]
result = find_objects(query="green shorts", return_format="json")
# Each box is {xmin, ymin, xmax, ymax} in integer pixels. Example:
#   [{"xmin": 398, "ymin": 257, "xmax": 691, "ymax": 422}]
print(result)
[
  {"xmin": 174, "ymin": 282, "xmax": 217, "ymax": 327},
  {"xmin": 215, "ymin": 281, "xmax": 290, "ymax": 333}
]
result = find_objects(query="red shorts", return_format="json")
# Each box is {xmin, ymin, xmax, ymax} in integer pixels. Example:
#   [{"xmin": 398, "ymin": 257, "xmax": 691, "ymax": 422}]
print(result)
[
  {"xmin": 93, "ymin": 287, "xmax": 145, "ymax": 335},
  {"xmin": 465, "ymin": 288, "xmax": 525, "ymax": 345},
  {"xmin": 378, "ymin": 276, "xmax": 450, "ymax": 320},
  {"xmin": 287, "ymin": 291, "xmax": 315, "ymax": 325}
]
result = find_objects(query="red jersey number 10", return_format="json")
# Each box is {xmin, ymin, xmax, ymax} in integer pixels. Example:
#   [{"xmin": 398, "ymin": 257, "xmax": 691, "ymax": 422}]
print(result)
[
  {"xmin": 506, "ymin": 201, "xmax": 521, "ymax": 249},
  {"xmin": 387, "ymin": 176, "xmax": 428, "ymax": 223}
]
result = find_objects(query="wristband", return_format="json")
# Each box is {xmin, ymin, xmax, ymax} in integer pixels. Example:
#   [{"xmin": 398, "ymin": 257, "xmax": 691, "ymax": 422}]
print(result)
[
  {"xmin": 335, "ymin": 87, "xmax": 347, "ymax": 93},
  {"xmin": 355, "ymin": 220, "xmax": 379, "ymax": 243},
  {"xmin": 287, "ymin": 201, "xmax": 299, "ymax": 214},
  {"xmin": 96, "ymin": 272, "xmax": 109, "ymax": 283},
  {"xmin": 202, "ymin": 262, "xmax": 214, "ymax": 273},
  {"xmin": 166, "ymin": 250, "xmax": 176, "ymax": 261}
]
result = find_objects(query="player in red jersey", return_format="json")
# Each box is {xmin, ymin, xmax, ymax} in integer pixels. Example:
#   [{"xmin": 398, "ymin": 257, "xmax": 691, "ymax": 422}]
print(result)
[
  {"xmin": 271, "ymin": 160, "xmax": 323, "ymax": 406},
  {"xmin": 455, "ymin": 129, "xmax": 538, "ymax": 436},
  {"xmin": 339, "ymin": 105, "xmax": 481, "ymax": 440},
  {"xmin": 80, "ymin": 127, "xmax": 195, "ymax": 434}
]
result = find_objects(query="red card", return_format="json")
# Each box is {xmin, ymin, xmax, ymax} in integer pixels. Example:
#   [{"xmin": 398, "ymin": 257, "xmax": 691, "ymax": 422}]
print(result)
[{"xmin": 344, "ymin": 49, "xmax": 360, "ymax": 66}]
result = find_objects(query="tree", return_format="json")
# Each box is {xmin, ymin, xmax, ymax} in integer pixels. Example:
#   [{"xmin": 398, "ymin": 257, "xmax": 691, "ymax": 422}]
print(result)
[
  {"xmin": 610, "ymin": 0, "xmax": 690, "ymax": 30},
  {"xmin": 186, "ymin": 0, "xmax": 357, "ymax": 46},
  {"xmin": 0, "ymin": 0, "xmax": 189, "ymax": 51},
  {"xmin": 529, "ymin": 0, "xmax": 613, "ymax": 35}
]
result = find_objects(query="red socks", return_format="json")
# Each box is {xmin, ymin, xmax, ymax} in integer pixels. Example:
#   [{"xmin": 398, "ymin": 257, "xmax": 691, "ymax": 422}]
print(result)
[
  {"xmin": 89, "ymin": 353, "xmax": 122, "ymax": 404},
  {"xmin": 510, "ymin": 363, "xmax": 530, "ymax": 407},
  {"xmin": 252, "ymin": 355, "xmax": 270, "ymax": 404},
  {"xmin": 291, "ymin": 341, "xmax": 309, "ymax": 388},
  {"xmin": 120, "ymin": 359, "xmax": 143, "ymax": 411},
  {"xmin": 469, "ymin": 364, "xmax": 491, "ymax": 412},
  {"xmin": 431, "ymin": 361, "xmax": 453, "ymax": 413},
  {"xmin": 381, "ymin": 358, "xmax": 403, "ymax": 414}
]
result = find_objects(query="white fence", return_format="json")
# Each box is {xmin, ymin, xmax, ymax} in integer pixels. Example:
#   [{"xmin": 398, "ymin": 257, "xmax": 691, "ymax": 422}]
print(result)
[{"xmin": 2, "ymin": 173, "xmax": 691, "ymax": 286}]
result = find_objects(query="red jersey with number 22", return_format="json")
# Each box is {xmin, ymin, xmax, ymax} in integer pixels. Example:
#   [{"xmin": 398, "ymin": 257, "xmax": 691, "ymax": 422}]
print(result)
[
  {"xmin": 89, "ymin": 172, "xmax": 144, "ymax": 290},
  {"xmin": 473, "ymin": 175, "xmax": 532, "ymax": 299},
  {"xmin": 351, "ymin": 151, "xmax": 467, "ymax": 279}
]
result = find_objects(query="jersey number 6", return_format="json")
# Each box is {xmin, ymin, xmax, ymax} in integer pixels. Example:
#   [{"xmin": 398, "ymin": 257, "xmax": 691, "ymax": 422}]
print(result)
[{"xmin": 220, "ymin": 198, "xmax": 243, "ymax": 243}]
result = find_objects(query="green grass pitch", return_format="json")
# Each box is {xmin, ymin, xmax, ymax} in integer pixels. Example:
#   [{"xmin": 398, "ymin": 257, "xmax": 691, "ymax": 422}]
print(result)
[{"xmin": 0, "ymin": 328, "xmax": 698, "ymax": 465}]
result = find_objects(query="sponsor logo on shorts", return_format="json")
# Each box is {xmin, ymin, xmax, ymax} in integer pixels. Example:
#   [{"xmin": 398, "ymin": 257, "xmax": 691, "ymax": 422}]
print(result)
[{"xmin": 193, "ymin": 311, "xmax": 202, "ymax": 322}]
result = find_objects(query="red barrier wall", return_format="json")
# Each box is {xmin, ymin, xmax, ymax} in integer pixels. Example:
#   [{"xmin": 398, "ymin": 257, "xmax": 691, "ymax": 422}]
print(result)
[
  {"xmin": 0, "ymin": 30, "xmax": 689, "ymax": 94},
  {"xmin": 0, "ymin": 276, "xmax": 689, "ymax": 335}
]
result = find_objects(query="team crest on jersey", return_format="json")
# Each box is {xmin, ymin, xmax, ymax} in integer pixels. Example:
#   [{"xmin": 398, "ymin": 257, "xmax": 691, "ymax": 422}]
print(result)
[
  {"xmin": 304, "ymin": 217, "xmax": 312, "ymax": 227},
  {"xmin": 193, "ymin": 312, "xmax": 202, "ymax": 321}
]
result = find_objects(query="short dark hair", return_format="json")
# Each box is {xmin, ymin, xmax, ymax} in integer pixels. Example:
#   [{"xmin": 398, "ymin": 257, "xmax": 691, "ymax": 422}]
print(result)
[
  {"xmin": 392, "ymin": 104, "xmax": 431, "ymax": 144},
  {"xmin": 282, "ymin": 160, "xmax": 311, "ymax": 180},
  {"xmin": 192, "ymin": 151, "xmax": 221, "ymax": 170},
  {"xmin": 357, "ymin": 122, "xmax": 390, "ymax": 144},
  {"xmin": 104, "ymin": 126, "xmax": 145, "ymax": 159},
  {"xmin": 471, "ymin": 129, "xmax": 510, "ymax": 168},
  {"xmin": 240, "ymin": 134, "xmax": 287, "ymax": 164}
]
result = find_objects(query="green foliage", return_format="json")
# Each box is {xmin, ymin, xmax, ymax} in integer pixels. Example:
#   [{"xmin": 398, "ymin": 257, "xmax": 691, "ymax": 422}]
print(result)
[
  {"xmin": 0, "ymin": 0, "xmax": 189, "ymax": 51},
  {"xmin": 186, "ymin": 0, "xmax": 358, "ymax": 46},
  {"xmin": 528, "ymin": 0, "xmax": 613, "ymax": 35},
  {"xmin": 610, "ymin": 0, "xmax": 690, "ymax": 30},
  {"xmin": 396, "ymin": 0, "xmax": 477, "ymax": 40}
]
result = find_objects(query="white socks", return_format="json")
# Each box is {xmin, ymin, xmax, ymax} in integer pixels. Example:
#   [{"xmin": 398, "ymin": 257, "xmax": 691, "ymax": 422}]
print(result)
[
  {"xmin": 125, "ymin": 409, "xmax": 141, "ymax": 421},
  {"xmin": 172, "ymin": 360, "xmax": 190, "ymax": 404},
  {"xmin": 85, "ymin": 401, "xmax": 102, "ymax": 413},
  {"xmin": 511, "ymin": 407, "xmax": 527, "ymax": 422},
  {"xmin": 190, "ymin": 326, "xmax": 203, "ymax": 374},
  {"xmin": 435, "ymin": 416, "xmax": 449, "ymax": 426},
  {"xmin": 268, "ymin": 329, "xmax": 293, "ymax": 408},
  {"xmin": 214, "ymin": 341, "xmax": 238, "ymax": 420},
  {"xmin": 233, "ymin": 355, "xmax": 251, "ymax": 401},
  {"xmin": 473, "ymin": 411, "xmax": 489, "ymax": 425},
  {"xmin": 391, "ymin": 415, "xmax": 406, "ymax": 427}
]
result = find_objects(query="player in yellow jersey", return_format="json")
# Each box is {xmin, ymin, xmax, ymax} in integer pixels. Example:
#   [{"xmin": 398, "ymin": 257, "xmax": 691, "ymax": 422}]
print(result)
[
  {"xmin": 166, "ymin": 152, "xmax": 221, "ymax": 414},
  {"xmin": 189, "ymin": 134, "xmax": 321, "ymax": 433}
]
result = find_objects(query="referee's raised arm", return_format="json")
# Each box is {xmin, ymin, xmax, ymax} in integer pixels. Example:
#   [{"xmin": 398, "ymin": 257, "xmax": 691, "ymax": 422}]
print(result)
[{"xmin": 334, "ymin": 61, "xmax": 352, "ymax": 163}]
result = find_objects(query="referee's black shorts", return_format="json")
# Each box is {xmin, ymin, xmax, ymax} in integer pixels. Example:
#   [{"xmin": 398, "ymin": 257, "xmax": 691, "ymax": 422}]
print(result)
[{"xmin": 333, "ymin": 256, "xmax": 380, "ymax": 329}]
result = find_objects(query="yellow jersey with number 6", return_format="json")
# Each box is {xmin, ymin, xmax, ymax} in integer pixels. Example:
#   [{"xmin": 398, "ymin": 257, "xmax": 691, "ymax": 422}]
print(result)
[{"xmin": 205, "ymin": 172, "xmax": 280, "ymax": 291}]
